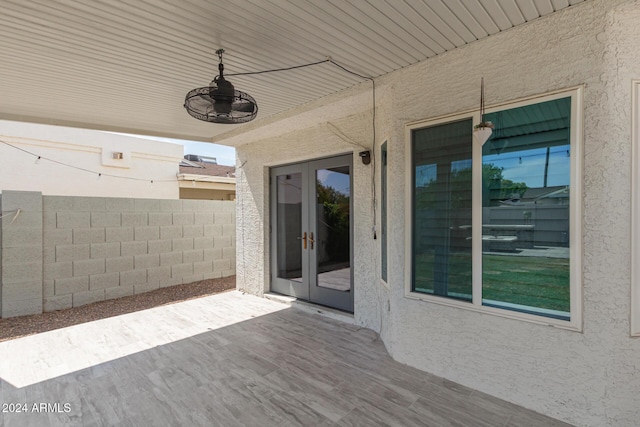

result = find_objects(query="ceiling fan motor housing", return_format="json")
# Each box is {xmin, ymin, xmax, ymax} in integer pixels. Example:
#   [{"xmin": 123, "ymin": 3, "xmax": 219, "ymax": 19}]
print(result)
[{"xmin": 210, "ymin": 76, "xmax": 235, "ymax": 115}]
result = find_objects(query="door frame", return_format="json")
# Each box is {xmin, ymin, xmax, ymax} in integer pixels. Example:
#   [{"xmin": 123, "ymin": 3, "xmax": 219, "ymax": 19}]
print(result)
[{"xmin": 269, "ymin": 153, "xmax": 354, "ymax": 312}]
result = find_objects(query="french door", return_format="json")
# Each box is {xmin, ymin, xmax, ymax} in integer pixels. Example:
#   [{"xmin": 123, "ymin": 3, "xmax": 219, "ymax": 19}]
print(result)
[{"xmin": 270, "ymin": 154, "xmax": 353, "ymax": 312}]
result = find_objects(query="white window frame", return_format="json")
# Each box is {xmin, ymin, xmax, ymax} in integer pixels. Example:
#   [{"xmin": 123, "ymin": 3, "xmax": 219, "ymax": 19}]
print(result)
[
  {"xmin": 404, "ymin": 87, "xmax": 583, "ymax": 331},
  {"xmin": 632, "ymin": 80, "xmax": 640, "ymax": 337}
]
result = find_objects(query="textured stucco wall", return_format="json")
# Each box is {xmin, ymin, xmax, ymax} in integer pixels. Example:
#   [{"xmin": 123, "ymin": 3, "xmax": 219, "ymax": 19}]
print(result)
[
  {"xmin": 383, "ymin": 2, "xmax": 640, "ymax": 426},
  {"xmin": 234, "ymin": 108, "xmax": 384, "ymax": 330},
  {"xmin": 228, "ymin": 1, "xmax": 640, "ymax": 425}
]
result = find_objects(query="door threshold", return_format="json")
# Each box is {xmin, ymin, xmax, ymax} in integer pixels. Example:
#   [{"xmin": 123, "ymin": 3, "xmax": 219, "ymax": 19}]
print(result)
[{"xmin": 264, "ymin": 292, "xmax": 355, "ymax": 325}]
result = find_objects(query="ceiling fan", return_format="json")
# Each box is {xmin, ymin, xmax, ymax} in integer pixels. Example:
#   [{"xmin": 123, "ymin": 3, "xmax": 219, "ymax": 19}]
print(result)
[{"xmin": 184, "ymin": 49, "xmax": 258, "ymax": 124}]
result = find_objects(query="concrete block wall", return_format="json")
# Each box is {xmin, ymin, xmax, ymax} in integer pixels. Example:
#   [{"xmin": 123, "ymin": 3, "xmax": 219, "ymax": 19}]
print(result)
[
  {"xmin": 0, "ymin": 191, "xmax": 235, "ymax": 317},
  {"xmin": 0, "ymin": 191, "xmax": 44, "ymax": 317}
]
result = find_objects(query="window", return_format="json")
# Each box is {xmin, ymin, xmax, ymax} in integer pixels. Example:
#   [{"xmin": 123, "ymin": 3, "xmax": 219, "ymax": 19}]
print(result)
[
  {"xmin": 407, "ymin": 88, "xmax": 582, "ymax": 330},
  {"xmin": 632, "ymin": 80, "xmax": 640, "ymax": 337},
  {"xmin": 411, "ymin": 119, "xmax": 473, "ymax": 301},
  {"xmin": 381, "ymin": 141, "xmax": 388, "ymax": 283}
]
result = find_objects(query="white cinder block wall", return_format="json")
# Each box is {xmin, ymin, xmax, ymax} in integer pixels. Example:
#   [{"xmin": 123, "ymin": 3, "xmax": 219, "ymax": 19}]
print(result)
[
  {"xmin": 0, "ymin": 191, "xmax": 235, "ymax": 317},
  {"xmin": 42, "ymin": 196, "xmax": 236, "ymax": 311},
  {"xmin": 230, "ymin": 1, "xmax": 640, "ymax": 425}
]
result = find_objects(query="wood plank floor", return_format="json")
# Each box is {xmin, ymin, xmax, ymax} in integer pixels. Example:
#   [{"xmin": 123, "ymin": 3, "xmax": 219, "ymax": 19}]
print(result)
[{"xmin": 0, "ymin": 291, "xmax": 572, "ymax": 426}]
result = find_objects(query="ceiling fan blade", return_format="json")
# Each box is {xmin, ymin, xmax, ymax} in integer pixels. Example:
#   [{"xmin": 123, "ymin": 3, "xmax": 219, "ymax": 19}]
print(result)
[{"xmin": 233, "ymin": 101, "xmax": 257, "ymax": 113}]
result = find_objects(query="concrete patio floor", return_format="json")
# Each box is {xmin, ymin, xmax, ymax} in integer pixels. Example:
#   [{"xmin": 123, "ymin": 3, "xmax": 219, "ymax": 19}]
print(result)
[{"xmin": 0, "ymin": 291, "xmax": 571, "ymax": 426}]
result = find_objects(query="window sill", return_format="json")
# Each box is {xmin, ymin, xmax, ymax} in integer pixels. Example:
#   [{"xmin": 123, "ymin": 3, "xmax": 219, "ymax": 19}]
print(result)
[{"xmin": 405, "ymin": 290, "xmax": 581, "ymax": 332}]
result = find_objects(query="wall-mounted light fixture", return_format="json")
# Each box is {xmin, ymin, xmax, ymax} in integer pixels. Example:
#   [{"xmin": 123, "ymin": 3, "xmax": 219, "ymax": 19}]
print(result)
[
  {"xmin": 112, "ymin": 152, "xmax": 124, "ymax": 160},
  {"xmin": 359, "ymin": 150, "xmax": 371, "ymax": 165}
]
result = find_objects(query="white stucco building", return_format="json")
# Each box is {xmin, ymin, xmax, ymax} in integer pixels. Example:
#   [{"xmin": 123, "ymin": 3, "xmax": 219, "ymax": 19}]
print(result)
[
  {"xmin": 215, "ymin": 1, "xmax": 640, "ymax": 426},
  {"xmin": 0, "ymin": 121, "xmax": 182, "ymax": 199}
]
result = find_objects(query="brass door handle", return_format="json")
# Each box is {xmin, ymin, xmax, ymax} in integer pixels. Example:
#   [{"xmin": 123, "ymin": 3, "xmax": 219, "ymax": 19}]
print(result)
[
  {"xmin": 308, "ymin": 232, "xmax": 315, "ymax": 250},
  {"xmin": 297, "ymin": 232, "xmax": 307, "ymax": 249}
]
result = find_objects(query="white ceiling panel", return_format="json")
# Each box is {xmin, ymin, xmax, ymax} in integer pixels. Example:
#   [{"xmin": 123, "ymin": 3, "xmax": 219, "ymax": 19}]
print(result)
[
  {"xmin": 0, "ymin": 0, "xmax": 587, "ymax": 143},
  {"xmin": 516, "ymin": 0, "xmax": 543, "ymax": 20},
  {"xmin": 535, "ymin": 0, "xmax": 556, "ymax": 15}
]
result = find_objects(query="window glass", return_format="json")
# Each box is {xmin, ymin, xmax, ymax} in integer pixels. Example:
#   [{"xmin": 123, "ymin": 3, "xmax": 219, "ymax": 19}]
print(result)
[
  {"xmin": 276, "ymin": 173, "xmax": 303, "ymax": 281},
  {"xmin": 316, "ymin": 166, "xmax": 351, "ymax": 290},
  {"xmin": 381, "ymin": 142, "xmax": 388, "ymax": 282},
  {"xmin": 481, "ymin": 97, "xmax": 571, "ymax": 320},
  {"xmin": 412, "ymin": 119, "xmax": 473, "ymax": 301},
  {"xmin": 408, "ymin": 91, "xmax": 579, "ymax": 327}
]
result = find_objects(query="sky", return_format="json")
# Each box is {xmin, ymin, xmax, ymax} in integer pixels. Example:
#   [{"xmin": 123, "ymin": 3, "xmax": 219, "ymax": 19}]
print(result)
[
  {"xmin": 317, "ymin": 168, "xmax": 351, "ymax": 196},
  {"xmin": 483, "ymin": 146, "xmax": 570, "ymax": 188}
]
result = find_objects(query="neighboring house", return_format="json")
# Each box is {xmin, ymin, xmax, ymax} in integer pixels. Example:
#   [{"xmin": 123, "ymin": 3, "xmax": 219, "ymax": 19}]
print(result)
[
  {"xmin": 499, "ymin": 185, "xmax": 569, "ymax": 206},
  {"xmin": 177, "ymin": 157, "xmax": 236, "ymax": 201},
  {"xmin": 0, "ymin": 121, "xmax": 182, "ymax": 199},
  {"xmin": 216, "ymin": 2, "xmax": 640, "ymax": 426}
]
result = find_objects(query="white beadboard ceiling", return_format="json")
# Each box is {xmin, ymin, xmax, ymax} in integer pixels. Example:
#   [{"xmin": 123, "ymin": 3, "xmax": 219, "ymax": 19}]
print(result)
[{"xmin": 0, "ymin": 0, "xmax": 586, "ymax": 143}]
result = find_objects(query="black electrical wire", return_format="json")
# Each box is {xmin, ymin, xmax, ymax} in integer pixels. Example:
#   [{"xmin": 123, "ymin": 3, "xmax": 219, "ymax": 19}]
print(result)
[
  {"xmin": 327, "ymin": 60, "xmax": 378, "ymax": 239},
  {"xmin": 229, "ymin": 56, "xmax": 379, "ymax": 239},
  {"xmin": 3, "ymin": 56, "xmax": 381, "ymax": 236},
  {"xmin": 0, "ymin": 139, "xmax": 176, "ymax": 183},
  {"xmin": 225, "ymin": 59, "xmax": 331, "ymax": 76}
]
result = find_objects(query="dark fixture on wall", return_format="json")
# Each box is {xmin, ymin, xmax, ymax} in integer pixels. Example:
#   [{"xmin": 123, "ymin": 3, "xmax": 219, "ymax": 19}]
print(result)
[
  {"xmin": 359, "ymin": 150, "xmax": 371, "ymax": 165},
  {"xmin": 184, "ymin": 49, "xmax": 258, "ymax": 124}
]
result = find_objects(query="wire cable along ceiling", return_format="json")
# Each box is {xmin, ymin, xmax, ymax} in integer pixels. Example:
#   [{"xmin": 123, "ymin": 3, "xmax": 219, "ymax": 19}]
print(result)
[{"xmin": 184, "ymin": 49, "xmax": 258, "ymax": 124}]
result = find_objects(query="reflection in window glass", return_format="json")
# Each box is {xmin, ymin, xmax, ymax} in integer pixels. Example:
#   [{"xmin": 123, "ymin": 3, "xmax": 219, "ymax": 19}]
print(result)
[
  {"xmin": 316, "ymin": 167, "xmax": 350, "ymax": 291},
  {"xmin": 481, "ymin": 97, "xmax": 571, "ymax": 320},
  {"xmin": 412, "ymin": 119, "xmax": 473, "ymax": 301}
]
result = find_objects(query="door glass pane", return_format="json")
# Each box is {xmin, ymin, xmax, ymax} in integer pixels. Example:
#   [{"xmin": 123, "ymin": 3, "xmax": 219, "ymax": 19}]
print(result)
[
  {"xmin": 412, "ymin": 119, "xmax": 473, "ymax": 301},
  {"xmin": 316, "ymin": 166, "xmax": 351, "ymax": 291},
  {"xmin": 481, "ymin": 97, "xmax": 571, "ymax": 320},
  {"xmin": 276, "ymin": 173, "xmax": 302, "ymax": 282}
]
